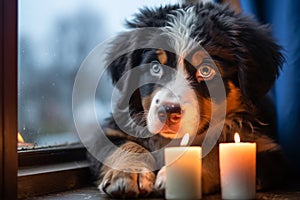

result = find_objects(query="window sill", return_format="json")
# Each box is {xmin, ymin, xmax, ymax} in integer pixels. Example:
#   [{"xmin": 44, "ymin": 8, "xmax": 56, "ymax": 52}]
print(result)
[
  {"xmin": 18, "ymin": 160, "xmax": 89, "ymax": 176},
  {"xmin": 18, "ymin": 145, "xmax": 91, "ymax": 199}
]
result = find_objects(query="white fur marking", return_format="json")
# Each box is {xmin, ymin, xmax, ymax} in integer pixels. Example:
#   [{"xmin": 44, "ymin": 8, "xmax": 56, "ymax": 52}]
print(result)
[{"xmin": 164, "ymin": 7, "xmax": 200, "ymax": 57}]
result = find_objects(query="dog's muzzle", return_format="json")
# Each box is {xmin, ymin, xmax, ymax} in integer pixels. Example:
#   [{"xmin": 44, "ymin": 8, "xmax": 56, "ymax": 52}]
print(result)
[{"xmin": 157, "ymin": 103, "xmax": 182, "ymax": 125}]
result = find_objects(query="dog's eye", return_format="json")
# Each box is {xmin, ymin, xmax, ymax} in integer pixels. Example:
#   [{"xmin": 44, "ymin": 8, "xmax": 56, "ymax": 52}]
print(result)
[
  {"xmin": 196, "ymin": 65, "xmax": 216, "ymax": 82},
  {"xmin": 150, "ymin": 60, "xmax": 163, "ymax": 77}
]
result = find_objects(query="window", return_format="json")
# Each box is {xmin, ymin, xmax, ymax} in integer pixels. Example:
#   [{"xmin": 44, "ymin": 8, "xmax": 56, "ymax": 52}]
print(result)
[
  {"xmin": 18, "ymin": 0, "xmax": 107, "ymax": 149},
  {"xmin": 0, "ymin": 0, "xmax": 18, "ymax": 199}
]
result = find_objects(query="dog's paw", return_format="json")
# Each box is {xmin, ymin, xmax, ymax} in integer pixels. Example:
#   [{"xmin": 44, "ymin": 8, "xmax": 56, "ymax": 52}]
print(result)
[
  {"xmin": 154, "ymin": 166, "xmax": 166, "ymax": 195},
  {"xmin": 98, "ymin": 168, "xmax": 155, "ymax": 198}
]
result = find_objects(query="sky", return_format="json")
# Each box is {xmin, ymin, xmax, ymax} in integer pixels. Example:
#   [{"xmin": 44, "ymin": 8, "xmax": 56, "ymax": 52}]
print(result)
[{"xmin": 19, "ymin": 0, "xmax": 180, "ymax": 40}]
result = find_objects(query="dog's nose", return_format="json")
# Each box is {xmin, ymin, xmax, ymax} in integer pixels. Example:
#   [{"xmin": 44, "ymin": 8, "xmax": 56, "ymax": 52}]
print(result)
[{"xmin": 157, "ymin": 103, "xmax": 181, "ymax": 124}]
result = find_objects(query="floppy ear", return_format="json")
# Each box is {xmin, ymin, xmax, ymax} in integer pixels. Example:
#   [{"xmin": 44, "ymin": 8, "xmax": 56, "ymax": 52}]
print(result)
[
  {"xmin": 105, "ymin": 30, "xmax": 146, "ymax": 115},
  {"xmin": 233, "ymin": 16, "xmax": 284, "ymax": 101},
  {"xmin": 106, "ymin": 30, "xmax": 143, "ymax": 89}
]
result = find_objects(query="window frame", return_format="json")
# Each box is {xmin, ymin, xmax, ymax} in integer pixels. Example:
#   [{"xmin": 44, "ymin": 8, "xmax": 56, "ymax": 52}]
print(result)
[{"xmin": 0, "ymin": 0, "xmax": 18, "ymax": 199}]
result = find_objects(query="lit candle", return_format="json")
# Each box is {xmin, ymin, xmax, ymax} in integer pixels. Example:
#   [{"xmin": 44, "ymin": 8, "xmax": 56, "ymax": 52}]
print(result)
[
  {"xmin": 219, "ymin": 133, "xmax": 256, "ymax": 199},
  {"xmin": 165, "ymin": 133, "xmax": 202, "ymax": 199}
]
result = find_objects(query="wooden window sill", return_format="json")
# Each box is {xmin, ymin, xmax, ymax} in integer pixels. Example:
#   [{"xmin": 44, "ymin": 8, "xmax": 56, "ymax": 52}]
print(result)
[
  {"xmin": 18, "ymin": 160, "xmax": 89, "ymax": 176},
  {"xmin": 18, "ymin": 145, "xmax": 91, "ymax": 199},
  {"xmin": 18, "ymin": 161, "xmax": 91, "ymax": 199}
]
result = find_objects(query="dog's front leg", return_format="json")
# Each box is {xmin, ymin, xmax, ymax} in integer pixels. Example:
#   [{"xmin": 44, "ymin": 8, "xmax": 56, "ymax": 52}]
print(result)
[{"xmin": 98, "ymin": 141, "xmax": 156, "ymax": 198}]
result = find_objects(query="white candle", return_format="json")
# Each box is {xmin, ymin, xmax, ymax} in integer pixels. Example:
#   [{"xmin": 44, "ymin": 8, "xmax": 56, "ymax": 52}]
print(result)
[
  {"xmin": 219, "ymin": 133, "xmax": 256, "ymax": 199},
  {"xmin": 165, "ymin": 134, "xmax": 202, "ymax": 199}
]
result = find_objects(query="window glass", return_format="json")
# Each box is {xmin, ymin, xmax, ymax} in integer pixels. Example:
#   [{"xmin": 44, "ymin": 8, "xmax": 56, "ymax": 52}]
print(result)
[{"xmin": 18, "ymin": 0, "xmax": 179, "ymax": 149}]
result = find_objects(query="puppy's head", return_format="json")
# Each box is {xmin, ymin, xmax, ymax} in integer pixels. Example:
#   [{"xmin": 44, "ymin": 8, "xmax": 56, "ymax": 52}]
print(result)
[{"xmin": 106, "ymin": 3, "xmax": 283, "ymax": 139}]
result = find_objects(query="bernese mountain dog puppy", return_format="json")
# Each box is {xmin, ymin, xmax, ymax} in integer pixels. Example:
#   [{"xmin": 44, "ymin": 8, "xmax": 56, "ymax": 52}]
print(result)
[{"xmin": 89, "ymin": 2, "xmax": 291, "ymax": 198}]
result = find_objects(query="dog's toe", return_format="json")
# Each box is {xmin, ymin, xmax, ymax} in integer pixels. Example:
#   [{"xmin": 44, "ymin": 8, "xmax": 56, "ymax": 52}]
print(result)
[
  {"xmin": 154, "ymin": 166, "xmax": 166, "ymax": 195},
  {"xmin": 138, "ymin": 170, "xmax": 155, "ymax": 196},
  {"xmin": 98, "ymin": 168, "xmax": 155, "ymax": 198},
  {"xmin": 98, "ymin": 178, "xmax": 111, "ymax": 194}
]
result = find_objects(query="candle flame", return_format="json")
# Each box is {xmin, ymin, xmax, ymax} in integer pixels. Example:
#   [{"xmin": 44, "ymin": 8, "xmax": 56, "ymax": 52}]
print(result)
[
  {"xmin": 180, "ymin": 133, "xmax": 189, "ymax": 146},
  {"xmin": 234, "ymin": 132, "xmax": 240, "ymax": 143},
  {"xmin": 18, "ymin": 132, "xmax": 25, "ymax": 143}
]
